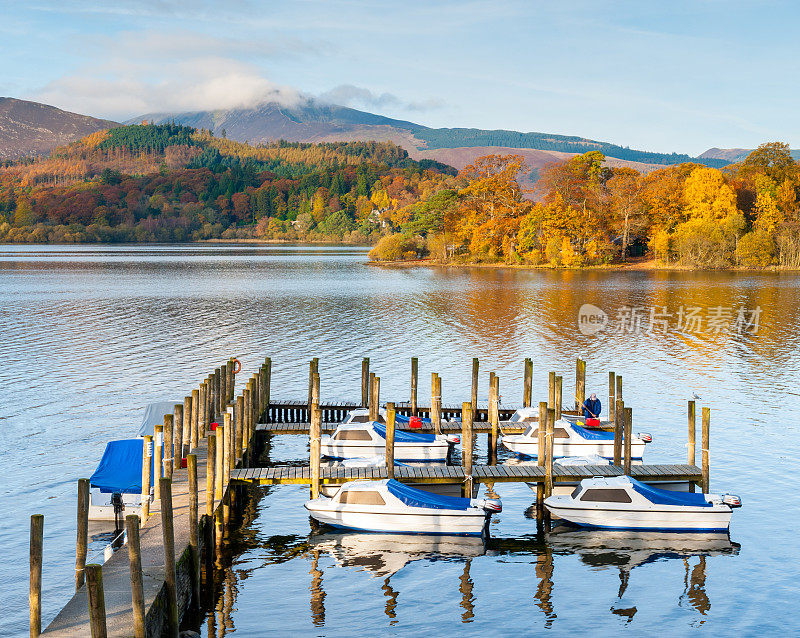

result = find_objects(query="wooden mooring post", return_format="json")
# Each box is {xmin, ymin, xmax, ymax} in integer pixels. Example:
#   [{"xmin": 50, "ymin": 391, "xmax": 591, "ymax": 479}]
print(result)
[
  {"xmin": 431, "ymin": 373, "xmax": 442, "ymax": 434},
  {"xmin": 623, "ymin": 407, "xmax": 633, "ymax": 475},
  {"xmin": 575, "ymin": 357, "xmax": 586, "ymax": 411},
  {"xmin": 616, "ymin": 374, "xmax": 622, "ymax": 403},
  {"xmin": 85, "ymin": 564, "xmax": 107, "ymax": 638},
  {"xmin": 187, "ymin": 453, "xmax": 200, "ymax": 606},
  {"xmin": 30, "ymin": 514, "xmax": 44, "ymax": 638},
  {"xmin": 613, "ymin": 399, "xmax": 624, "ymax": 466},
  {"xmin": 471, "ymin": 358, "xmax": 479, "ymax": 418},
  {"xmin": 361, "ymin": 358, "xmax": 369, "ymax": 407},
  {"xmin": 537, "ymin": 402, "xmax": 546, "ymax": 516},
  {"xmin": 125, "ymin": 515, "xmax": 145, "ymax": 638},
  {"xmin": 548, "ymin": 371, "xmax": 556, "ymax": 410},
  {"xmin": 75, "ymin": 478, "xmax": 89, "ymax": 592},
  {"xmin": 462, "ymin": 402, "xmax": 474, "ymax": 498},
  {"xmin": 554, "ymin": 376, "xmax": 562, "ymax": 421},
  {"xmin": 141, "ymin": 435, "xmax": 152, "ymax": 521},
  {"xmin": 385, "ymin": 402, "xmax": 396, "ymax": 478},
  {"xmin": 369, "ymin": 375, "xmax": 380, "ymax": 421},
  {"xmin": 688, "ymin": 400, "xmax": 697, "ymax": 492},
  {"xmin": 608, "ymin": 371, "xmax": 616, "ymax": 423},
  {"xmin": 410, "ymin": 358, "xmax": 418, "ymax": 415},
  {"xmin": 236, "ymin": 394, "xmax": 245, "ymax": 462},
  {"xmin": 488, "ymin": 374, "xmax": 499, "ymax": 465},
  {"xmin": 544, "ymin": 408, "xmax": 555, "ymax": 499},
  {"xmin": 163, "ymin": 414, "xmax": 174, "ymax": 482},
  {"xmin": 159, "ymin": 478, "xmax": 179, "ymax": 638},
  {"xmin": 310, "ymin": 404, "xmax": 321, "ymax": 499},
  {"xmin": 206, "ymin": 433, "xmax": 216, "ymax": 517},
  {"xmin": 220, "ymin": 366, "xmax": 227, "ymax": 414},
  {"xmin": 198, "ymin": 381, "xmax": 207, "ymax": 439},
  {"xmin": 702, "ymin": 407, "xmax": 710, "ymax": 493},
  {"xmin": 190, "ymin": 391, "xmax": 199, "ymax": 451},
  {"xmin": 523, "ymin": 358, "xmax": 533, "ymax": 408},
  {"xmin": 173, "ymin": 404, "xmax": 184, "ymax": 472}
]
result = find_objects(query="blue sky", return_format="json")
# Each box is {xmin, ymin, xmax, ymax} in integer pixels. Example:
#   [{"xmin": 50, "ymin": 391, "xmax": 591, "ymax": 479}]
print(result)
[{"xmin": 1, "ymin": 0, "xmax": 797, "ymax": 155}]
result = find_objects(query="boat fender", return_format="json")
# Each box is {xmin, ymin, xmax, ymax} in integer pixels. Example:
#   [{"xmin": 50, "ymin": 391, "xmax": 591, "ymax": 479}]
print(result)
[
  {"xmin": 637, "ymin": 432, "xmax": 653, "ymax": 443},
  {"xmin": 232, "ymin": 358, "xmax": 242, "ymax": 374},
  {"xmin": 721, "ymin": 494, "xmax": 742, "ymax": 508}
]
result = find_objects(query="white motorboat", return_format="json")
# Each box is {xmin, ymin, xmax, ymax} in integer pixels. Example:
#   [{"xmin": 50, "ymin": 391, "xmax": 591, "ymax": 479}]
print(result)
[
  {"xmin": 502, "ymin": 418, "xmax": 651, "ymax": 460},
  {"xmin": 321, "ymin": 422, "xmax": 458, "ymax": 461},
  {"xmin": 89, "ymin": 439, "xmax": 148, "ymax": 521},
  {"xmin": 305, "ymin": 479, "xmax": 501, "ymax": 536},
  {"xmin": 544, "ymin": 476, "xmax": 741, "ymax": 532}
]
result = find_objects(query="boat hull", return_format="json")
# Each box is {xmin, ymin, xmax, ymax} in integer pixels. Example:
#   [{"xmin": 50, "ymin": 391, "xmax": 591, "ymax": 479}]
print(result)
[
  {"xmin": 528, "ymin": 480, "xmax": 691, "ymax": 496},
  {"xmin": 88, "ymin": 489, "xmax": 142, "ymax": 522},
  {"xmin": 305, "ymin": 502, "xmax": 489, "ymax": 536},
  {"xmin": 544, "ymin": 497, "xmax": 732, "ymax": 532},
  {"xmin": 321, "ymin": 441, "xmax": 451, "ymax": 462},
  {"xmin": 502, "ymin": 437, "xmax": 645, "ymax": 460}
]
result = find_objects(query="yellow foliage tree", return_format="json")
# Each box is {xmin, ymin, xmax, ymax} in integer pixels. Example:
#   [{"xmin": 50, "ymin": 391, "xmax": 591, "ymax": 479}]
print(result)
[{"xmin": 683, "ymin": 167, "xmax": 738, "ymax": 221}]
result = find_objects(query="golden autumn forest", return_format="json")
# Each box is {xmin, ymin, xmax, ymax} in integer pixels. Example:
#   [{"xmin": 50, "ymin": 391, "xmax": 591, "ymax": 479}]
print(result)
[{"xmin": 1, "ymin": 124, "xmax": 798, "ymax": 269}]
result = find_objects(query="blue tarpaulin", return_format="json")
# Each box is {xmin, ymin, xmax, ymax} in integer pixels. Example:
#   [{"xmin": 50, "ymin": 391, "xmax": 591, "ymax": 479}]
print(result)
[
  {"xmin": 386, "ymin": 479, "xmax": 472, "ymax": 510},
  {"xmin": 395, "ymin": 414, "xmax": 433, "ymax": 425},
  {"xmin": 571, "ymin": 424, "xmax": 615, "ymax": 440},
  {"xmin": 90, "ymin": 439, "xmax": 149, "ymax": 494},
  {"xmin": 630, "ymin": 478, "xmax": 712, "ymax": 507},
  {"xmin": 372, "ymin": 423, "xmax": 436, "ymax": 443}
]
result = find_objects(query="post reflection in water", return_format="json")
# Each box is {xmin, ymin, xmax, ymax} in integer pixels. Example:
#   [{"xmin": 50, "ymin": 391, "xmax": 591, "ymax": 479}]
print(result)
[
  {"xmin": 459, "ymin": 560, "xmax": 475, "ymax": 623},
  {"xmin": 309, "ymin": 549, "xmax": 326, "ymax": 626}
]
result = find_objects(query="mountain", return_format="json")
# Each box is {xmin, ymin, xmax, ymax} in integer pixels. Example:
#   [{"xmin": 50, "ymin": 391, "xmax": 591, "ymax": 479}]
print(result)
[
  {"xmin": 132, "ymin": 99, "xmax": 728, "ymax": 171},
  {"xmin": 0, "ymin": 98, "xmax": 118, "ymax": 160},
  {"xmin": 701, "ymin": 147, "xmax": 800, "ymax": 163}
]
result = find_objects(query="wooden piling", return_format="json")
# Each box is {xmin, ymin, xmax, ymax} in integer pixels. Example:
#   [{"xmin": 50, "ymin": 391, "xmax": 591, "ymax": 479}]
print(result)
[
  {"xmin": 187, "ymin": 454, "xmax": 200, "ymax": 606},
  {"xmin": 215, "ymin": 423, "xmax": 224, "ymax": 502},
  {"xmin": 243, "ymin": 386, "xmax": 252, "ymax": 454},
  {"xmin": 310, "ymin": 404, "xmax": 321, "ymax": 499},
  {"xmin": 370, "ymin": 375, "xmax": 380, "ymax": 421},
  {"xmin": 154, "ymin": 424, "xmax": 163, "ymax": 501},
  {"xmin": 198, "ymin": 382, "xmax": 207, "ymax": 439},
  {"xmin": 432, "ymin": 374, "xmax": 442, "ymax": 435},
  {"xmin": 688, "ymin": 400, "xmax": 696, "ymax": 466},
  {"xmin": 368, "ymin": 372, "xmax": 376, "ymax": 418},
  {"xmin": 30, "ymin": 514, "xmax": 43, "ymax": 638},
  {"xmin": 523, "ymin": 358, "xmax": 533, "ymax": 408},
  {"xmin": 537, "ymin": 402, "xmax": 547, "ymax": 512},
  {"xmin": 159, "ymin": 478, "xmax": 179, "ymax": 638},
  {"xmin": 75, "ymin": 478, "xmax": 89, "ymax": 592},
  {"xmin": 236, "ymin": 394, "xmax": 244, "ymax": 460},
  {"xmin": 575, "ymin": 357, "xmax": 586, "ymax": 411},
  {"xmin": 554, "ymin": 375, "xmax": 562, "ymax": 421},
  {"xmin": 385, "ymin": 402, "xmax": 396, "ymax": 478},
  {"xmin": 488, "ymin": 375, "xmax": 499, "ymax": 465},
  {"xmin": 308, "ymin": 359, "xmax": 316, "ymax": 408},
  {"xmin": 548, "ymin": 371, "xmax": 556, "ymax": 409},
  {"xmin": 361, "ymin": 358, "xmax": 370, "ymax": 407},
  {"xmin": 471, "ymin": 358, "xmax": 479, "ymax": 418},
  {"xmin": 213, "ymin": 368, "xmax": 221, "ymax": 419},
  {"xmin": 410, "ymin": 357, "xmax": 418, "ymax": 415},
  {"xmin": 462, "ymin": 402, "xmax": 474, "ymax": 498},
  {"xmin": 701, "ymin": 407, "xmax": 710, "ymax": 493},
  {"xmin": 226, "ymin": 358, "xmax": 234, "ymax": 402},
  {"xmin": 223, "ymin": 412, "xmax": 232, "ymax": 488},
  {"xmin": 312, "ymin": 371, "xmax": 320, "ymax": 407},
  {"xmin": 173, "ymin": 404, "xmax": 184, "ymax": 472},
  {"xmin": 85, "ymin": 564, "xmax": 107, "ymax": 638},
  {"xmin": 616, "ymin": 374, "xmax": 622, "ymax": 401},
  {"xmin": 608, "ymin": 371, "xmax": 616, "ymax": 423},
  {"xmin": 623, "ymin": 407, "xmax": 632, "ymax": 475},
  {"xmin": 190, "ymin": 390, "xmax": 199, "ymax": 450},
  {"xmin": 183, "ymin": 395, "xmax": 192, "ymax": 453},
  {"xmin": 125, "ymin": 515, "xmax": 145, "ymax": 638},
  {"xmin": 544, "ymin": 408, "xmax": 554, "ymax": 498},
  {"xmin": 220, "ymin": 365, "xmax": 228, "ymax": 413},
  {"xmin": 163, "ymin": 414, "xmax": 174, "ymax": 481},
  {"xmin": 141, "ymin": 435, "xmax": 152, "ymax": 521},
  {"xmin": 206, "ymin": 433, "xmax": 216, "ymax": 517},
  {"xmin": 265, "ymin": 357, "xmax": 272, "ymax": 407},
  {"xmin": 613, "ymin": 399, "xmax": 624, "ymax": 466}
]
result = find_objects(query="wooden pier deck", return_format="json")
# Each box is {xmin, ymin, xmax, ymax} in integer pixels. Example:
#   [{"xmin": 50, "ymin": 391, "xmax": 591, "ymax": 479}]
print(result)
[{"xmin": 231, "ymin": 463, "xmax": 702, "ymax": 486}]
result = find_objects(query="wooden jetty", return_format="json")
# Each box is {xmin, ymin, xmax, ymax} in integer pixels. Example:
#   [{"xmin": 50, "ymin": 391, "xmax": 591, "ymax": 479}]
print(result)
[{"xmin": 29, "ymin": 355, "xmax": 711, "ymax": 637}]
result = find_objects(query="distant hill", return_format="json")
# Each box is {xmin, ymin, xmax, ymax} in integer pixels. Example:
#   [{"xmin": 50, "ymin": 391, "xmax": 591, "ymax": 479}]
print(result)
[
  {"xmin": 133, "ymin": 98, "xmax": 728, "ymax": 170},
  {"xmin": 701, "ymin": 147, "xmax": 800, "ymax": 163},
  {"xmin": 0, "ymin": 98, "xmax": 118, "ymax": 160}
]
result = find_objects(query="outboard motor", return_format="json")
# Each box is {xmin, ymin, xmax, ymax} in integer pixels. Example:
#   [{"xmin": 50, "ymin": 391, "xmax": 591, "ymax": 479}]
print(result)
[
  {"xmin": 445, "ymin": 435, "xmax": 461, "ymax": 444},
  {"xmin": 721, "ymin": 494, "xmax": 742, "ymax": 508},
  {"xmin": 472, "ymin": 498, "xmax": 502, "ymax": 513},
  {"xmin": 637, "ymin": 432, "xmax": 653, "ymax": 443},
  {"xmin": 112, "ymin": 492, "xmax": 125, "ymax": 534}
]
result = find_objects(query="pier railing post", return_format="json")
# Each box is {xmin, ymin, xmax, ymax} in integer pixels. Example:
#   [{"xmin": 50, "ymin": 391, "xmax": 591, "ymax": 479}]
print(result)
[
  {"xmin": 523, "ymin": 358, "xmax": 533, "ymax": 408},
  {"xmin": 386, "ymin": 402, "xmax": 396, "ymax": 478},
  {"xmin": 623, "ymin": 407, "xmax": 632, "ymax": 474},
  {"xmin": 410, "ymin": 357, "xmax": 418, "ymax": 415},
  {"xmin": 159, "ymin": 478, "xmax": 179, "ymax": 638},
  {"xmin": 163, "ymin": 414, "xmax": 174, "ymax": 482},
  {"xmin": 471, "ymin": 358, "xmax": 479, "ymax": 419},
  {"xmin": 608, "ymin": 371, "xmax": 616, "ymax": 423},
  {"xmin": 154, "ymin": 424, "xmax": 163, "ymax": 501},
  {"xmin": 701, "ymin": 407, "xmax": 710, "ymax": 493},
  {"xmin": 206, "ymin": 433, "xmax": 216, "ymax": 517},
  {"xmin": 310, "ymin": 404, "xmax": 321, "ymax": 499},
  {"xmin": 361, "ymin": 358, "xmax": 370, "ymax": 407},
  {"xmin": 75, "ymin": 478, "xmax": 89, "ymax": 592},
  {"xmin": 613, "ymin": 399, "xmax": 624, "ymax": 466},
  {"xmin": 576, "ymin": 358, "xmax": 586, "ymax": 411},
  {"xmin": 537, "ymin": 402, "xmax": 547, "ymax": 515},
  {"xmin": 125, "ymin": 515, "xmax": 145, "ymax": 638},
  {"xmin": 554, "ymin": 376, "xmax": 562, "ymax": 421},
  {"xmin": 462, "ymin": 402, "xmax": 473, "ymax": 498},
  {"xmin": 141, "ymin": 435, "xmax": 153, "ymax": 521},
  {"xmin": 187, "ymin": 453, "xmax": 200, "ymax": 606},
  {"xmin": 173, "ymin": 404, "xmax": 184, "ymax": 472},
  {"xmin": 30, "ymin": 514, "xmax": 43, "ymax": 638},
  {"xmin": 545, "ymin": 408, "xmax": 554, "ymax": 499},
  {"xmin": 85, "ymin": 564, "xmax": 107, "ymax": 638}
]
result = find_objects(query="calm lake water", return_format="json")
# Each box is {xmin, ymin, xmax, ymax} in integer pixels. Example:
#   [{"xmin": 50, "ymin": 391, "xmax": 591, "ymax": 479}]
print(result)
[{"xmin": 1, "ymin": 244, "xmax": 798, "ymax": 636}]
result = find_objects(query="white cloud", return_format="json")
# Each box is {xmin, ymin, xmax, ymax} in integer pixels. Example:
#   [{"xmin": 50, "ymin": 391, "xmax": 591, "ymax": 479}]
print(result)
[{"xmin": 318, "ymin": 84, "xmax": 442, "ymax": 113}]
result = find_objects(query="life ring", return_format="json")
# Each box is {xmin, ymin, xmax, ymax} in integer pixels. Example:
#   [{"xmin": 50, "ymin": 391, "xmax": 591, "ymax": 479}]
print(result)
[{"xmin": 232, "ymin": 358, "xmax": 242, "ymax": 374}]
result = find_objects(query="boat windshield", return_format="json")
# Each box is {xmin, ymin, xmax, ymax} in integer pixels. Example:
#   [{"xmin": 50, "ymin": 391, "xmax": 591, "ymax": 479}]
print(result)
[
  {"xmin": 334, "ymin": 429, "xmax": 373, "ymax": 441},
  {"xmin": 339, "ymin": 490, "xmax": 386, "ymax": 505}
]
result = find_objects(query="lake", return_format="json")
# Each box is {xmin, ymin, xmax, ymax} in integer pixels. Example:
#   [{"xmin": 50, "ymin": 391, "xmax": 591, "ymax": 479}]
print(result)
[{"xmin": 1, "ymin": 244, "xmax": 798, "ymax": 636}]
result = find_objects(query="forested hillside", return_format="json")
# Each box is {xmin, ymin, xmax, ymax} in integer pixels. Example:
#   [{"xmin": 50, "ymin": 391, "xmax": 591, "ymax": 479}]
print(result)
[{"xmin": 0, "ymin": 124, "xmax": 456, "ymax": 243}]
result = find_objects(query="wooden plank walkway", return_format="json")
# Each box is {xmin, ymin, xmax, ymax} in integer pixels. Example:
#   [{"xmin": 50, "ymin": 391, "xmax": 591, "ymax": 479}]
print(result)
[
  {"xmin": 231, "ymin": 464, "xmax": 702, "ymax": 486},
  {"xmin": 255, "ymin": 421, "xmax": 529, "ymax": 435}
]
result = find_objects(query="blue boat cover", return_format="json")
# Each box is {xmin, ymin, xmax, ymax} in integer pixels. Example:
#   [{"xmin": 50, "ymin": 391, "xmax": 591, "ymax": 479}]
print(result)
[
  {"xmin": 630, "ymin": 478, "xmax": 712, "ymax": 507},
  {"xmin": 386, "ymin": 479, "xmax": 472, "ymax": 510},
  {"xmin": 395, "ymin": 414, "xmax": 433, "ymax": 425},
  {"xmin": 571, "ymin": 424, "xmax": 615, "ymax": 440},
  {"xmin": 372, "ymin": 423, "xmax": 436, "ymax": 443},
  {"xmin": 90, "ymin": 439, "xmax": 149, "ymax": 494},
  {"xmin": 137, "ymin": 402, "xmax": 178, "ymax": 437}
]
